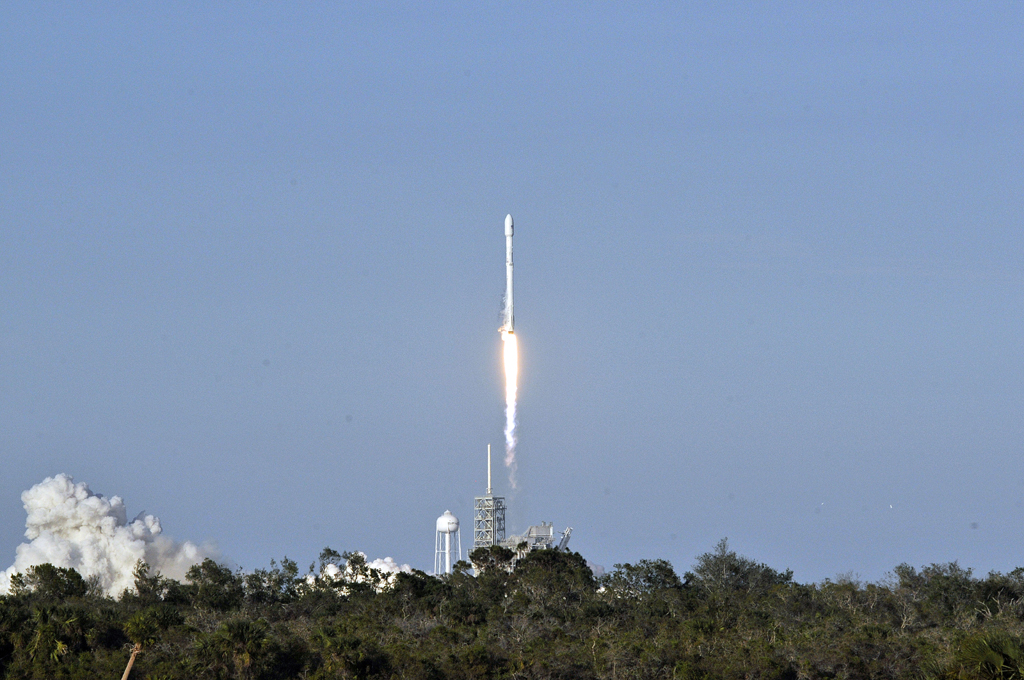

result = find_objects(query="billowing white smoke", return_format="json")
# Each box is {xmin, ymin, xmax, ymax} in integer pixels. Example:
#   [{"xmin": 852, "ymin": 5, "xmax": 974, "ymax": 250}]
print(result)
[
  {"xmin": 365, "ymin": 556, "xmax": 413, "ymax": 574},
  {"xmin": 313, "ymin": 552, "xmax": 412, "ymax": 592},
  {"xmin": 0, "ymin": 474, "xmax": 211, "ymax": 598}
]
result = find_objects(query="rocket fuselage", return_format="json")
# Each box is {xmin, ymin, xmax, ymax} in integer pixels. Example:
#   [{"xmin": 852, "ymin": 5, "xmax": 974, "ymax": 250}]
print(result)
[{"xmin": 503, "ymin": 214, "xmax": 514, "ymax": 333}]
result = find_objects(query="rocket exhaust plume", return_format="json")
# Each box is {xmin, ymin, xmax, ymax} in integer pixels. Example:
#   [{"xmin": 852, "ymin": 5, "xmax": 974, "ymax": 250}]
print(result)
[
  {"xmin": 502, "ymin": 329, "xmax": 518, "ymax": 487},
  {"xmin": 501, "ymin": 214, "xmax": 518, "ymax": 488}
]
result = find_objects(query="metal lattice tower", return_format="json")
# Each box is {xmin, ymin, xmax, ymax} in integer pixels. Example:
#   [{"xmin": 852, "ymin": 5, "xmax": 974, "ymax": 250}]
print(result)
[
  {"xmin": 474, "ymin": 445, "xmax": 506, "ymax": 549},
  {"xmin": 474, "ymin": 495, "xmax": 506, "ymax": 548}
]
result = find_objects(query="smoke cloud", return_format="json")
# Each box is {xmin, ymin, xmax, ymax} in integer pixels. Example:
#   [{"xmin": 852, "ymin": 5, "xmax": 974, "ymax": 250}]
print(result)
[
  {"xmin": 0, "ymin": 474, "xmax": 211, "ymax": 598},
  {"xmin": 365, "ymin": 556, "xmax": 413, "ymax": 575},
  {"xmin": 315, "ymin": 552, "xmax": 413, "ymax": 592}
]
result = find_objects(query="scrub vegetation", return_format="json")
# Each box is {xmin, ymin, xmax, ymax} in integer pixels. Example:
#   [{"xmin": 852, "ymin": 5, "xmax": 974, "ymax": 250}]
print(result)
[{"xmin": 2, "ymin": 539, "xmax": 1024, "ymax": 679}]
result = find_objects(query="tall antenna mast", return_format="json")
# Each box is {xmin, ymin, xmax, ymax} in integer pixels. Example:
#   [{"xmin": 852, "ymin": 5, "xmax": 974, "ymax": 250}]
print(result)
[{"xmin": 487, "ymin": 444, "xmax": 492, "ymax": 495}]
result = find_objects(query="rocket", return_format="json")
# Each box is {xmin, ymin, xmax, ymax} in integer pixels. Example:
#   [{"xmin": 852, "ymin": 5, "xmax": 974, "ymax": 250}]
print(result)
[{"xmin": 502, "ymin": 214, "xmax": 514, "ymax": 333}]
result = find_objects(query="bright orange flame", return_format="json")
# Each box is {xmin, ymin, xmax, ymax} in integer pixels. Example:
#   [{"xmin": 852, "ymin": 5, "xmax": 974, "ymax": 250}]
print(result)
[{"xmin": 502, "ymin": 330, "xmax": 518, "ymax": 487}]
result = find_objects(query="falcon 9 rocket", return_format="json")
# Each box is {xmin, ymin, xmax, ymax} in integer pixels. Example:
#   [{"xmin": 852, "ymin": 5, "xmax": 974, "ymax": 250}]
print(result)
[{"xmin": 502, "ymin": 214, "xmax": 514, "ymax": 333}]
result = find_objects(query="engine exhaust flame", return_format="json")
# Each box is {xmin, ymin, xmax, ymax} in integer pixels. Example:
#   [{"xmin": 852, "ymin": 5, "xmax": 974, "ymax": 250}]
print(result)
[{"xmin": 502, "ymin": 330, "xmax": 518, "ymax": 488}]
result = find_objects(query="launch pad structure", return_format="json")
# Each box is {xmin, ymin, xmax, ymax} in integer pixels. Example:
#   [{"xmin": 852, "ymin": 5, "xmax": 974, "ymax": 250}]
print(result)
[
  {"xmin": 471, "ymin": 444, "xmax": 572, "ymax": 555},
  {"xmin": 474, "ymin": 445, "xmax": 506, "ymax": 549}
]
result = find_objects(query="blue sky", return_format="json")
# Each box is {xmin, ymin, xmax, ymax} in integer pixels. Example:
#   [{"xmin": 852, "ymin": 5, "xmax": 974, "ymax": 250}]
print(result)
[{"xmin": 2, "ymin": 3, "xmax": 1023, "ymax": 582}]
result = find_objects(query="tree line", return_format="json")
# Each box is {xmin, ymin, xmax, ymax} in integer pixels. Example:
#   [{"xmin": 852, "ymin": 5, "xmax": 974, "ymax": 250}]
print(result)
[{"xmin": 1, "ymin": 539, "xmax": 1024, "ymax": 679}]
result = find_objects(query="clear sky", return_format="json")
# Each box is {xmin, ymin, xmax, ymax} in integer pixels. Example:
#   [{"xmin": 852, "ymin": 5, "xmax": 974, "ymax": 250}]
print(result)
[{"xmin": 2, "ymin": 3, "xmax": 1022, "ymax": 583}]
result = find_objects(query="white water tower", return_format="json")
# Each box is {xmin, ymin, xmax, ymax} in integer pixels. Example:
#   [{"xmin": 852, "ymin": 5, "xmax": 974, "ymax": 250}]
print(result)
[{"xmin": 434, "ymin": 510, "xmax": 462, "ymax": 575}]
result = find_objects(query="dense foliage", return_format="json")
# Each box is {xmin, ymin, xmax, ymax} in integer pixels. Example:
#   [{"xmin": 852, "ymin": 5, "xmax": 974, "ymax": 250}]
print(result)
[{"xmin": 2, "ymin": 539, "xmax": 1024, "ymax": 679}]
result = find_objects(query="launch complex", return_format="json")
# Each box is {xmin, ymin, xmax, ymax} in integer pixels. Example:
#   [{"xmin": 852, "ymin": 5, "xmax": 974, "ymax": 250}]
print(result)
[
  {"xmin": 474, "ymin": 443, "xmax": 571, "ymax": 554},
  {"xmin": 433, "ymin": 214, "xmax": 571, "ymax": 575}
]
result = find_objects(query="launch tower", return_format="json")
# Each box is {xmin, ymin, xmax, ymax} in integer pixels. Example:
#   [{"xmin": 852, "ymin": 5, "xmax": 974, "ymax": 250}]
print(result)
[{"xmin": 473, "ymin": 445, "xmax": 506, "ymax": 549}]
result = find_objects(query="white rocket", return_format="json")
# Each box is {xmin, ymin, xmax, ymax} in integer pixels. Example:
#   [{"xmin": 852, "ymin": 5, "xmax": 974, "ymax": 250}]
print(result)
[{"xmin": 502, "ymin": 214, "xmax": 514, "ymax": 333}]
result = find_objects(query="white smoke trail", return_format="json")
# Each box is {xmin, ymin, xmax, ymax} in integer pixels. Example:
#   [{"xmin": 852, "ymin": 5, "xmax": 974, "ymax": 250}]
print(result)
[
  {"xmin": 502, "ymin": 330, "xmax": 518, "ymax": 488},
  {"xmin": 0, "ymin": 474, "xmax": 212, "ymax": 598}
]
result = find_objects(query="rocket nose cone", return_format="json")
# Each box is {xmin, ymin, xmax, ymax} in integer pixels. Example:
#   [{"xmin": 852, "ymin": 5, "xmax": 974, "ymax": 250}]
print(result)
[{"xmin": 505, "ymin": 214, "xmax": 514, "ymax": 236}]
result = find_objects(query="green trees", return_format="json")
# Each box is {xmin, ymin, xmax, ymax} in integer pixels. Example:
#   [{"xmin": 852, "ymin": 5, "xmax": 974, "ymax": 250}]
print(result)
[
  {"xmin": 599, "ymin": 559, "xmax": 692, "ymax": 630},
  {"xmin": 311, "ymin": 623, "xmax": 391, "ymax": 679},
  {"xmin": 211, "ymin": 618, "xmax": 271, "ymax": 680},
  {"xmin": 925, "ymin": 632, "xmax": 1024, "ymax": 680},
  {"xmin": 510, "ymin": 549, "xmax": 596, "ymax": 620},
  {"xmin": 689, "ymin": 538, "xmax": 793, "ymax": 600},
  {"xmin": 186, "ymin": 559, "xmax": 246, "ymax": 612},
  {"xmin": 191, "ymin": 617, "xmax": 274, "ymax": 680},
  {"xmin": 242, "ymin": 558, "xmax": 300, "ymax": 609},
  {"xmin": 468, "ymin": 545, "xmax": 515, "ymax": 574},
  {"xmin": 2, "ymin": 546, "xmax": 1024, "ymax": 679},
  {"xmin": 27, "ymin": 606, "xmax": 82, "ymax": 663},
  {"xmin": 9, "ymin": 564, "xmax": 89, "ymax": 601},
  {"xmin": 601, "ymin": 558, "xmax": 683, "ymax": 600}
]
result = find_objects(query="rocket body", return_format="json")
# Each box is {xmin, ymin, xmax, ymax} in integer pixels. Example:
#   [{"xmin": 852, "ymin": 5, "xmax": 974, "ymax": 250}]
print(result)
[{"xmin": 503, "ymin": 214, "xmax": 514, "ymax": 333}]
